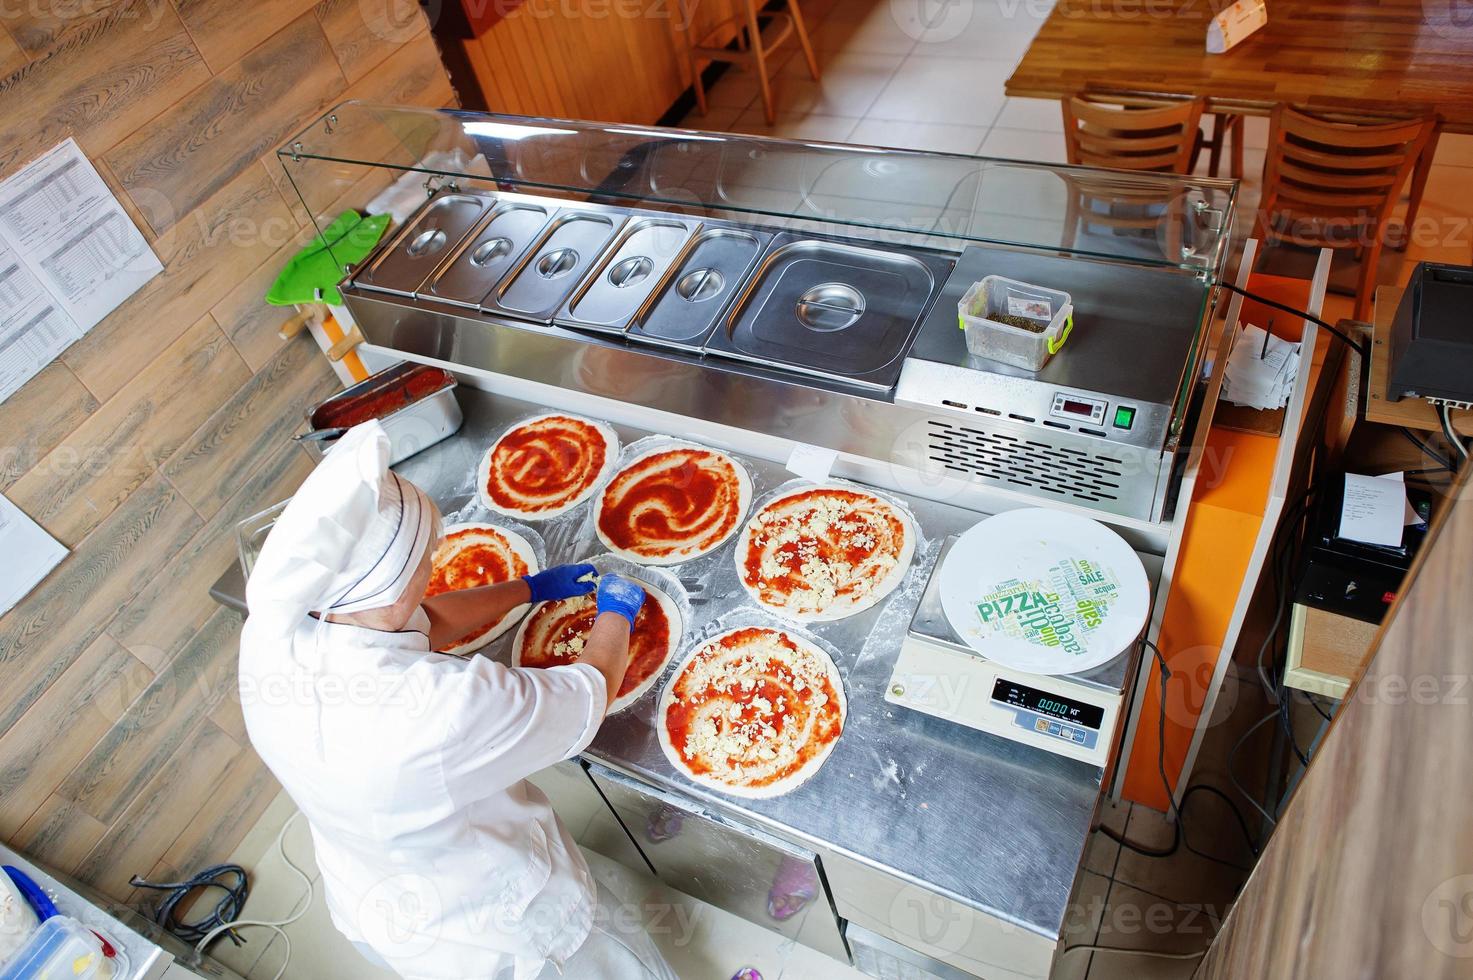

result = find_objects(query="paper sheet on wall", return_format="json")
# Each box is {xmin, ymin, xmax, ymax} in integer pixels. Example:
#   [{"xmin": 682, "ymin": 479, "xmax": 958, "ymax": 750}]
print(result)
[
  {"xmin": 0, "ymin": 494, "xmax": 67, "ymax": 616},
  {"xmin": 0, "ymin": 138, "xmax": 162, "ymax": 404}
]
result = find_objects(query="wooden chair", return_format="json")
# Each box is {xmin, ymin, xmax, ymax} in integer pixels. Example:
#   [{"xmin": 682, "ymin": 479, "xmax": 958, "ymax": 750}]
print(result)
[
  {"xmin": 679, "ymin": 0, "xmax": 820, "ymax": 126},
  {"xmin": 1193, "ymin": 112, "xmax": 1246, "ymax": 179},
  {"xmin": 1253, "ymin": 105, "xmax": 1436, "ymax": 321},
  {"xmin": 1059, "ymin": 96, "xmax": 1207, "ymax": 261},
  {"xmin": 1061, "ymin": 95, "xmax": 1207, "ymax": 174}
]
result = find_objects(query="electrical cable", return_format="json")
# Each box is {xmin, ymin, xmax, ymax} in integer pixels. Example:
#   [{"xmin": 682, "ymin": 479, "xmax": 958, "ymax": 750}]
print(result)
[
  {"xmin": 1441, "ymin": 404, "xmax": 1470, "ymax": 461},
  {"xmin": 1227, "ymin": 710, "xmax": 1282, "ymax": 827},
  {"xmin": 1216, "ymin": 280, "xmax": 1369, "ymax": 359},
  {"xmin": 129, "ymin": 865, "xmax": 249, "ymax": 947},
  {"xmin": 1097, "ymin": 638, "xmax": 1258, "ymax": 873},
  {"xmin": 1400, "ymin": 427, "xmax": 1455, "ymax": 472},
  {"xmin": 192, "ymin": 812, "xmax": 314, "ymax": 980}
]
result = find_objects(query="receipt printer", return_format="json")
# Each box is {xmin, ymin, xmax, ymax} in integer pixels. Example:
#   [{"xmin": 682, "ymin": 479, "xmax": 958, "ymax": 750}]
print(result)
[{"xmin": 1388, "ymin": 261, "xmax": 1473, "ymax": 406}]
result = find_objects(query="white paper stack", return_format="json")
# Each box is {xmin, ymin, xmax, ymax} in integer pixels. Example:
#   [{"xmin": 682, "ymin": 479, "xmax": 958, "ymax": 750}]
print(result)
[{"xmin": 1221, "ymin": 323, "xmax": 1300, "ymax": 411}]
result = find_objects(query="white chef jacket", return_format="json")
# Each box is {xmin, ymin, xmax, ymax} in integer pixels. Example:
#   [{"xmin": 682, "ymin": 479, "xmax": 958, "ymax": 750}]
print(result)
[{"xmin": 239, "ymin": 607, "xmax": 608, "ymax": 980}]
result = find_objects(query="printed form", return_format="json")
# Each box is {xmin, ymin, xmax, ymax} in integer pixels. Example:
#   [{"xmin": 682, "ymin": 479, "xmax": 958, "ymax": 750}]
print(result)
[{"xmin": 0, "ymin": 138, "xmax": 162, "ymax": 402}]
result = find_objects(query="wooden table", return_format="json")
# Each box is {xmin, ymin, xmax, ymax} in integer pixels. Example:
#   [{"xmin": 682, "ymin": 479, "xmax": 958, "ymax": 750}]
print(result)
[
  {"xmin": 1006, "ymin": 0, "xmax": 1473, "ymax": 132},
  {"xmin": 1367, "ymin": 286, "xmax": 1473, "ymax": 437}
]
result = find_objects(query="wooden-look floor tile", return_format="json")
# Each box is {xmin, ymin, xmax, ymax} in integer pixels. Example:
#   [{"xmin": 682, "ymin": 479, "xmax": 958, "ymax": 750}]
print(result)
[
  {"xmin": 74, "ymin": 720, "xmax": 245, "ymax": 900},
  {"xmin": 1, "ymin": 0, "xmax": 126, "ymax": 57},
  {"xmin": 315, "ymin": 0, "xmax": 426, "ymax": 83},
  {"xmin": 102, "ymin": 13, "xmax": 346, "ymax": 236},
  {"xmin": 212, "ymin": 242, "xmax": 300, "ymax": 372},
  {"xmin": 59, "ymin": 607, "xmax": 244, "ymax": 825},
  {"xmin": 0, "ymin": 24, "xmax": 26, "ymax": 76},
  {"xmin": 9, "ymin": 795, "xmax": 108, "ymax": 876},
  {"xmin": 338, "ymin": 26, "xmax": 452, "ymax": 107},
  {"xmin": 62, "ymin": 165, "xmax": 298, "ymax": 402},
  {"xmin": 174, "ymin": 0, "xmax": 319, "ymax": 73},
  {"xmin": 0, "ymin": 474, "xmax": 201, "ymax": 735},
  {"xmin": 7, "ymin": 315, "xmax": 250, "ymax": 545},
  {"xmin": 162, "ymin": 332, "xmax": 336, "ymax": 519},
  {"xmin": 0, "ymin": 363, "xmax": 98, "ymax": 493},
  {"xmin": 0, "ymin": 633, "xmax": 152, "ymax": 839},
  {"xmin": 109, "ymin": 433, "xmax": 315, "ymax": 665},
  {"xmin": 156, "ymin": 744, "xmax": 279, "ymax": 883},
  {"xmin": 0, "ymin": 1, "xmax": 209, "ymax": 177}
]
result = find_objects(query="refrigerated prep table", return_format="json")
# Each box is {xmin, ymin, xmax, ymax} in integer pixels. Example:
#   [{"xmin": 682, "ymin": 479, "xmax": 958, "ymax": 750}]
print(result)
[{"xmin": 253, "ymin": 103, "xmax": 1239, "ymax": 979}]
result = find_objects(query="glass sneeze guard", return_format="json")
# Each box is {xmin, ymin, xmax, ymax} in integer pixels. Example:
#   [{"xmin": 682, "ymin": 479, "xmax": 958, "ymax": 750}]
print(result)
[{"xmin": 278, "ymin": 101, "xmax": 1237, "ymax": 279}]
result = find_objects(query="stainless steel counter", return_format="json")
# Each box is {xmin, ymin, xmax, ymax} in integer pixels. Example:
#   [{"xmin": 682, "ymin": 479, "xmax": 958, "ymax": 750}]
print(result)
[
  {"xmin": 396, "ymin": 387, "xmax": 1115, "ymax": 945},
  {"xmin": 210, "ymin": 383, "xmax": 1122, "ymax": 950}
]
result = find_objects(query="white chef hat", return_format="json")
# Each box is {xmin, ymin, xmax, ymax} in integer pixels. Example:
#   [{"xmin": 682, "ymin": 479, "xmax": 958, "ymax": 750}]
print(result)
[{"xmin": 245, "ymin": 420, "xmax": 438, "ymax": 632}]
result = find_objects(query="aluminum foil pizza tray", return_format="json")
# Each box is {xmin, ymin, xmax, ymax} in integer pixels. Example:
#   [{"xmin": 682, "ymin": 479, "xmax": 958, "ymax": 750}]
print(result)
[{"xmin": 937, "ymin": 508, "xmax": 1149, "ymax": 676}]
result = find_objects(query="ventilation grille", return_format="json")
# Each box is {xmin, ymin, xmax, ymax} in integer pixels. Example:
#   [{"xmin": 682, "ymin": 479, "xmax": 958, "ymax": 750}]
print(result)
[{"xmin": 925, "ymin": 419, "xmax": 1126, "ymax": 504}]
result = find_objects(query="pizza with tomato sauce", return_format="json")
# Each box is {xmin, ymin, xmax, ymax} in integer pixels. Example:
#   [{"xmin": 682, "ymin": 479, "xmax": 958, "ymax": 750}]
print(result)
[
  {"xmin": 478, "ymin": 413, "xmax": 619, "ymax": 519},
  {"xmin": 512, "ymin": 577, "xmax": 682, "ymax": 713},
  {"xmin": 594, "ymin": 444, "xmax": 752, "ymax": 566},
  {"xmin": 426, "ymin": 523, "xmax": 539, "ymax": 656},
  {"xmin": 657, "ymin": 626, "xmax": 846, "ymax": 799},
  {"xmin": 735, "ymin": 485, "xmax": 915, "ymax": 622}
]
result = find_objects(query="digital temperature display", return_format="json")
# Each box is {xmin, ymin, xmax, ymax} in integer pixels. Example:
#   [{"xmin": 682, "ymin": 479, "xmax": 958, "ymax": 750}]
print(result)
[
  {"xmin": 991, "ymin": 679, "xmax": 1104, "ymax": 730},
  {"xmin": 1060, "ymin": 398, "xmax": 1096, "ymax": 416}
]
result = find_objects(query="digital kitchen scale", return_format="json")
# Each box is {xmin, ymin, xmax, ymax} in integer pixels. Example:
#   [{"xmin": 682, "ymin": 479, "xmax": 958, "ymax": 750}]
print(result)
[{"xmin": 886, "ymin": 517, "xmax": 1160, "ymax": 766}]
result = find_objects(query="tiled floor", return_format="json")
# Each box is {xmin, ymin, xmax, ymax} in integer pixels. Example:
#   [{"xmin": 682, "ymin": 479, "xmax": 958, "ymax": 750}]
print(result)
[
  {"xmin": 191, "ymin": 3, "xmax": 1471, "ymax": 979},
  {"xmin": 198, "ymin": 789, "xmax": 875, "ymax": 980}
]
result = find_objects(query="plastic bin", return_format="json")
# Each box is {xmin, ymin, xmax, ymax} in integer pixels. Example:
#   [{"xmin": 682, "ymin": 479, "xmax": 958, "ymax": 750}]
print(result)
[
  {"xmin": 0, "ymin": 915, "xmax": 122, "ymax": 979},
  {"xmin": 958, "ymin": 275, "xmax": 1073, "ymax": 371}
]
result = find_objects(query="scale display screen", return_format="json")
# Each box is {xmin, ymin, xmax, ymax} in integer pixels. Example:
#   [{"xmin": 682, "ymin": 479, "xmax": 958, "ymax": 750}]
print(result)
[{"xmin": 991, "ymin": 679, "xmax": 1104, "ymax": 730}]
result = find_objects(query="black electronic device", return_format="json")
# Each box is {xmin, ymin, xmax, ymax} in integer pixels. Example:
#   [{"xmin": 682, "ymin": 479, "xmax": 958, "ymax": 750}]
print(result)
[
  {"xmin": 1295, "ymin": 475, "xmax": 1433, "ymax": 625},
  {"xmin": 1387, "ymin": 261, "xmax": 1473, "ymax": 407}
]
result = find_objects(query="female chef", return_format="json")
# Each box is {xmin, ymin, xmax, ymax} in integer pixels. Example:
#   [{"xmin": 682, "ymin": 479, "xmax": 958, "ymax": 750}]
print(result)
[{"xmin": 239, "ymin": 421, "xmax": 677, "ymax": 979}]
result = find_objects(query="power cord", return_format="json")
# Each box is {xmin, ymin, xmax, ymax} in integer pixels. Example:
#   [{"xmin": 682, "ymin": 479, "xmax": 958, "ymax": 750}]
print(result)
[
  {"xmin": 1098, "ymin": 639, "xmax": 1259, "ymax": 874},
  {"xmin": 194, "ymin": 812, "xmax": 314, "ymax": 980},
  {"xmin": 1441, "ymin": 404, "xmax": 1470, "ymax": 462},
  {"xmin": 1399, "ymin": 427, "xmax": 1455, "ymax": 472},
  {"xmin": 130, "ymin": 865, "xmax": 249, "ymax": 947},
  {"xmin": 1215, "ymin": 280, "xmax": 1369, "ymax": 359}
]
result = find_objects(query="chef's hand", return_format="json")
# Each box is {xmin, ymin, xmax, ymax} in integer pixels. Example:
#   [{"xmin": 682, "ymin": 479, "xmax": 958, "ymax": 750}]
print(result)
[
  {"xmin": 596, "ymin": 574, "xmax": 646, "ymax": 630},
  {"xmin": 522, "ymin": 563, "xmax": 597, "ymax": 603}
]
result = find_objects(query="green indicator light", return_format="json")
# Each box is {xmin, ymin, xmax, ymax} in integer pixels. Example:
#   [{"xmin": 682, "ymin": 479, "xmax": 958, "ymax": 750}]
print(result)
[{"xmin": 1113, "ymin": 406, "xmax": 1136, "ymax": 429}]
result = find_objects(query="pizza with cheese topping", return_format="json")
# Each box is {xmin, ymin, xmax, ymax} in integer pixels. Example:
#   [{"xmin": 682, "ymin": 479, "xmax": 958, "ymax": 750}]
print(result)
[
  {"xmin": 735, "ymin": 485, "xmax": 915, "ymax": 622},
  {"xmin": 426, "ymin": 523, "xmax": 538, "ymax": 656},
  {"xmin": 512, "ymin": 577, "xmax": 682, "ymax": 713},
  {"xmin": 594, "ymin": 444, "xmax": 752, "ymax": 566},
  {"xmin": 477, "ymin": 413, "xmax": 619, "ymax": 520},
  {"xmin": 657, "ymin": 626, "xmax": 846, "ymax": 798}
]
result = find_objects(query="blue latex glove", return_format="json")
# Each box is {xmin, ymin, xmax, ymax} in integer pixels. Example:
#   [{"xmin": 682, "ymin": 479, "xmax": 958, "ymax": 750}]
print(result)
[
  {"xmin": 522, "ymin": 563, "xmax": 597, "ymax": 604},
  {"xmin": 596, "ymin": 574, "xmax": 646, "ymax": 630}
]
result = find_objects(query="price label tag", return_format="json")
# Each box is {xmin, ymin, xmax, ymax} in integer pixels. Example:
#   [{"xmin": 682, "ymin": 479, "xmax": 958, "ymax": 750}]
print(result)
[{"xmin": 785, "ymin": 442, "xmax": 838, "ymax": 482}]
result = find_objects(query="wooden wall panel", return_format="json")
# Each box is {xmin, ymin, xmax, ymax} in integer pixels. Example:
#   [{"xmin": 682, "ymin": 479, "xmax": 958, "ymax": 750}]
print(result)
[
  {"xmin": 0, "ymin": 25, "xmax": 25, "ymax": 76},
  {"xmin": 61, "ymin": 164, "xmax": 301, "ymax": 401},
  {"xmin": 0, "ymin": 635, "xmax": 152, "ymax": 838},
  {"xmin": 7, "ymin": 315, "xmax": 251, "ymax": 545},
  {"xmin": 1196, "ymin": 466, "xmax": 1473, "ymax": 978},
  {"xmin": 174, "ymin": 0, "xmax": 319, "ymax": 72},
  {"xmin": 0, "ymin": 0, "xmax": 455, "ymax": 901},
  {"xmin": 464, "ymin": 0, "xmax": 741, "ymax": 124},
  {"xmin": 315, "ymin": 0, "xmax": 424, "ymax": 82},
  {"xmin": 0, "ymin": 365, "xmax": 98, "ymax": 493},
  {"xmin": 0, "ymin": 1, "xmax": 210, "ymax": 174},
  {"xmin": 103, "ymin": 14, "xmax": 346, "ymax": 234}
]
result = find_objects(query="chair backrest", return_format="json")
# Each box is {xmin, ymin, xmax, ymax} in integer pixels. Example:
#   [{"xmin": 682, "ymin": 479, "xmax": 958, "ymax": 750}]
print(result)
[
  {"xmin": 1061, "ymin": 95, "xmax": 1207, "ymax": 174},
  {"xmin": 1260, "ymin": 105, "xmax": 1435, "ymax": 244}
]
